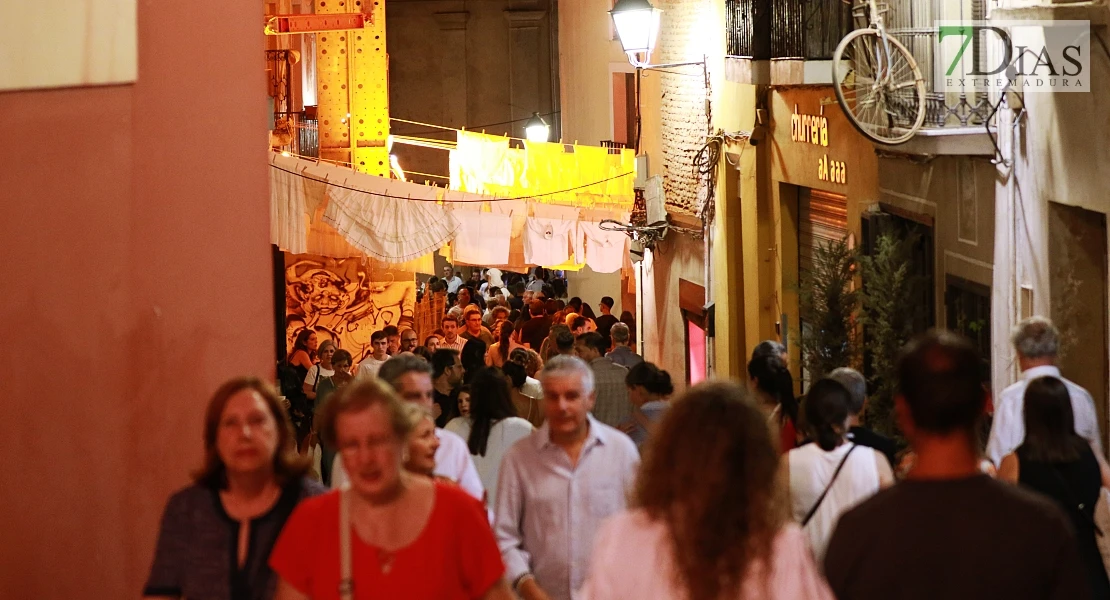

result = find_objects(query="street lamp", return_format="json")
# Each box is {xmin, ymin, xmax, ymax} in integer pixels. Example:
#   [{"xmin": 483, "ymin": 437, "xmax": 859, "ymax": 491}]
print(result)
[
  {"xmin": 609, "ymin": 0, "xmax": 661, "ymax": 59},
  {"xmin": 609, "ymin": 0, "xmax": 703, "ymax": 70},
  {"xmin": 524, "ymin": 112, "xmax": 550, "ymax": 143}
]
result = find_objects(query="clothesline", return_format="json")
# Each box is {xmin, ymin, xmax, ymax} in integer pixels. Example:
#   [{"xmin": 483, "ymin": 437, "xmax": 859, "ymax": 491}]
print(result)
[{"xmin": 268, "ymin": 161, "xmax": 635, "ymax": 204}]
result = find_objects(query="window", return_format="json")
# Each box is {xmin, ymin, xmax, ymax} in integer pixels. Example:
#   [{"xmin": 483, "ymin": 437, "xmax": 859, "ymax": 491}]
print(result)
[{"xmin": 685, "ymin": 315, "xmax": 707, "ymax": 386}]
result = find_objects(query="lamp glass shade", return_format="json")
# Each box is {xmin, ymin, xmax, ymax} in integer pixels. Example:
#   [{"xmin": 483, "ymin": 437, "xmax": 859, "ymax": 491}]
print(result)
[
  {"xmin": 524, "ymin": 113, "xmax": 550, "ymax": 143},
  {"xmin": 610, "ymin": 0, "xmax": 661, "ymax": 55}
]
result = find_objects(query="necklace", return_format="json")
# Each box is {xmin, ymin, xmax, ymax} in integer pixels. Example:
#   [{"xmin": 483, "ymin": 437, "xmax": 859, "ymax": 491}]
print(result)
[{"xmin": 378, "ymin": 548, "xmax": 396, "ymax": 573}]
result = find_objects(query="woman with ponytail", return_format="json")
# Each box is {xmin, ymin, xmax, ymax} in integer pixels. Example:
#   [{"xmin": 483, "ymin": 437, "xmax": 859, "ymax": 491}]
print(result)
[
  {"xmin": 784, "ymin": 377, "xmax": 893, "ymax": 564},
  {"xmin": 748, "ymin": 353, "xmax": 801, "ymax": 452}
]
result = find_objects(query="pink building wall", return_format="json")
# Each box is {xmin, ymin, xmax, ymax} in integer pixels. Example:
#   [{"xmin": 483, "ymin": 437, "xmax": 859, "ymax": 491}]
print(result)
[{"xmin": 0, "ymin": 3, "xmax": 272, "ymax": 597}]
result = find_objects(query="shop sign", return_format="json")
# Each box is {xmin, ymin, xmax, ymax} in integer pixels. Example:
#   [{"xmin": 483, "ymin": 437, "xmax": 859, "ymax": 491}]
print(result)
[{"xmin": 791, "ymin": 104, "xmax": 846, "ymax": 185}]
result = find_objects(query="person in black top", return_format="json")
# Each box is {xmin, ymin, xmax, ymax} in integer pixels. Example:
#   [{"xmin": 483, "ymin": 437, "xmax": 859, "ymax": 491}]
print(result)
[
  {"xmin": 430, "ymin": 348, "xmax": 463, "ymax": 428},
  {"xmin": 824, "ymin": 330, "xmax": 1089, "ymax": 600},
  {"xmin": 828, "ymin": 367, "xmax": 900, "ymax": 469},
  {"xmin": 999, "ymin": 376, "xmax": 1110, "ymax": 600},
  {"xmin": 144, "ymin": 378, "xmax": 325, "ymax": 600},
  {"xmin": 595, "ymin": 296, "xmax": 619, "ymax": 349}
]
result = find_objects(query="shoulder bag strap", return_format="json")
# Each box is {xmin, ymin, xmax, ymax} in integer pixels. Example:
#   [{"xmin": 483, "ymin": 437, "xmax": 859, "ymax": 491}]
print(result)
[
  {"xmin": 312, "ymin": 366, "xmax": 322, "ymax": 391},
  {"xmin": 802, "ymin": 444, "xmax": 858, "ymax": 527},
  {"xmin": 339, "ymin": 490, "xmax": 354, "ymax": 600}
]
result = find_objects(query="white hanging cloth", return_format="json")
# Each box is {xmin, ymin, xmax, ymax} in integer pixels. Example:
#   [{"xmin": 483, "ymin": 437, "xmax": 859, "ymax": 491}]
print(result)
[
  {"xmin": 523, "ymin": 217, "xmax": 576, "ymax": 267},
  {"xmin": 578, "ymin": 221, "xmax": 629, "ymax": 273},
  {"xmin": 452, "ymin": 209, "xmax": 512, "ymax": 265},
  {"xmin": 322, "ymin": 170, "xmax": 460, "ymax": 263},
  {"xmin": 270, "ymin": 153, "xmax": 320, "ymax": 254}
]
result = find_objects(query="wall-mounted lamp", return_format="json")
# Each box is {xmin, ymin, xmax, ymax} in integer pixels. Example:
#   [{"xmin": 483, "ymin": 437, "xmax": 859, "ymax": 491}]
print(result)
[
  {"xmin": 610, "ymin": 0, "xmax": 703, "ymax": 70},
  {"xmin": 524, "ymin": 112, "xmax": 551, "ymax": 143}
]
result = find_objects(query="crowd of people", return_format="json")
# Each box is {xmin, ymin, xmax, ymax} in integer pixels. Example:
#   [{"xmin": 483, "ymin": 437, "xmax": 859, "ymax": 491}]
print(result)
[{"xmin": 145, "ymin": 286, "xmax": 1110, "ymax": 600}]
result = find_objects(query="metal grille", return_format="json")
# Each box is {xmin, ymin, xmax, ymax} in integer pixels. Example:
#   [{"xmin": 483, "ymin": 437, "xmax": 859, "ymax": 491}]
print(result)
[
  {"xmin": 725, "ymin": 0, "xmax": 770, "ymax": 58},
  {"xmin": 273, "ymin": 111, "xmax": 319, "ymax": 157},
  {"xmin": 882, "ymin": 0, "xmax": 992, "ymax": 127},
  {"xmin": 772, "ymin": 0, "xmax": 852, "ymax": 59}
]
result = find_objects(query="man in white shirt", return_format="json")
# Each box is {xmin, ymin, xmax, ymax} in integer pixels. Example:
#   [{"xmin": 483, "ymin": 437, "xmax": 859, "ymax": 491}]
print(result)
[
  {"xmin": 442, "ymin": 264, "xmax": 464, "ymax": 294},
  {"xmin": 440, "ymin": 313, "xmax": 466, "ymax": 351},
  {"xmin": 495, "ymin": 355, "xmax": 640, "ymax": 600},
  {"xmin": 986, "ymin": 316, "xmax": 1102, "ymax": 466},
  {"xmin": 354, "ymin": 330, "xmax": 389, "ymax": 380},
  {"xmin": 332, "ymin": 354, "xmax": 484, "ymax": 501}
]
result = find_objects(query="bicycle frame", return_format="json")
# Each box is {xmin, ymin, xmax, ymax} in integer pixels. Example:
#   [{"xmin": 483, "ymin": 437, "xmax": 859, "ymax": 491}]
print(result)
[{"xmin": 855, "ymin": 0, "xmax": 896, "ymax": 84}]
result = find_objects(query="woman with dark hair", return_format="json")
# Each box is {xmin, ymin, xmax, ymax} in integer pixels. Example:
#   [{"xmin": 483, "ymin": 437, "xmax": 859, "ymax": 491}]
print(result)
[
  {"xmin": 444, "ymin": 368, "xmax": 532, "ymax": 507},
  {"xmin": 620, "ymin": 362, "xmax": 675, "ymax": 448},
  {"xmin": 460, "ymin": 338, "xmax": 488, "ymax": 384},
  {"xmin": 784, "ymin": 377, "xmax": 892, "ymax": 564},
  {"xmin": 581, "ymin": 381, "xmax": 834, "ymax": 600},
  {"xmin": 143, "ymin": 378, "xmax": 325, "ymax": 600},
  {"xmin": 485, "ymin": 321, "xmax": 522, "ymax": 368},
  {"xmin": 501, "ymin": 360, "xmax": 543, "ymax": 428},
  {"xmin": 1000, "ymin": 377, "xmax": 1110, "ymax": 599},
  {"xmin": 288, "ymin": 328, "xmax": 317, "ymax": 371},
  {"xmin": 748, "ymin": 353, "xmax": 801, "ymax": 452}
]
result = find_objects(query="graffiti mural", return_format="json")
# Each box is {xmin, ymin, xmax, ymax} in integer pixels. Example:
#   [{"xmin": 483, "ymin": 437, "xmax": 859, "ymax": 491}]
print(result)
[{"xmin": 284, "ymin": 253, "xmax": 416, "ymax": 364}]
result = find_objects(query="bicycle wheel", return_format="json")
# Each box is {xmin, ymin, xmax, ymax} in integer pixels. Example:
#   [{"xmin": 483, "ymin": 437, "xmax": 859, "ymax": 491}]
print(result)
[{"xmin": 832, "ymin": 27, "xmax": 927, "ymax": 145}]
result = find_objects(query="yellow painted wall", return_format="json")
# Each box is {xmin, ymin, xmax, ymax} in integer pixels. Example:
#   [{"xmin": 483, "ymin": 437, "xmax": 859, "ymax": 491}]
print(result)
[{"xmin": 767, "ymin": 87, "xmax": 880, "ymax": 380}]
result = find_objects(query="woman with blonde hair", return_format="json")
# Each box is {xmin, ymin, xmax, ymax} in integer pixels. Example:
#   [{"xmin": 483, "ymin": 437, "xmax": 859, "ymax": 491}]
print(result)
[
  {"xmin": 581, "ymin": 381, "xmax": 833, "ymax": 600},
  {"xmin": 144, "ymin": 378, "xmax": 325, "ymax": 600},
  {"xmin": 270, "ymin": 378, "xmax": 512, "ymax": 600}
]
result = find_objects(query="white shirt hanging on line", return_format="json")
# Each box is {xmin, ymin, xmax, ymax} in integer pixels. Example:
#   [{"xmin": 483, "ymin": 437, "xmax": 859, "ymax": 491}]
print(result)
[
  {"xmin": 523, "ymin": 217, "xmax": 576, "ymax": 267},
  {"xmin": 579, "ymin": 221, "xmax": 629, "ymax": 273}
]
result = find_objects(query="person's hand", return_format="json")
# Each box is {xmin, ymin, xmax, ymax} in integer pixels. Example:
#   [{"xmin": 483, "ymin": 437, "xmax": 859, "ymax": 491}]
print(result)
[{"xmin": 518, "ymin": 577, "xmax": 552, "ymax": 600}]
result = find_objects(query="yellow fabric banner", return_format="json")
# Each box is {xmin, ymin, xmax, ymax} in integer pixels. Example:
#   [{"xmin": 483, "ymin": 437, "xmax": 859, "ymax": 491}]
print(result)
[{"xmin": 449, "ymin": 132, "xmax": 636, "ymax": 210}]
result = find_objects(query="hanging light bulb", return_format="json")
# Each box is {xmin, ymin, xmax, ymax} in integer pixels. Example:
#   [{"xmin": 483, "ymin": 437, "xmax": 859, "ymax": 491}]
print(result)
[{"xmin": 524, "ymin": 112, "xmax": 550, "ymax": 143}]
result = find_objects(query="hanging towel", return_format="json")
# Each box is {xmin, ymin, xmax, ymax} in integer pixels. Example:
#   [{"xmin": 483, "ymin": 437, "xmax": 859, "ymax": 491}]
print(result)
[
  {"xmin": 524, "ymin": 217, "xmax": 576, "ymax": 267},
  {"xmin": 579, "ymin": 221, "xmax": 629, "ymax": 273},
  {"xmin": 452, "ymin": 210, "xmax": 512, "ymax": 265}
]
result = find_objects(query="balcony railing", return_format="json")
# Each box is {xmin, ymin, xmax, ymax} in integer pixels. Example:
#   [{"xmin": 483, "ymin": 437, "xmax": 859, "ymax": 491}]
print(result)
[
  {"xmin": 879, "ymin": 0, "xmax": 993, "ymax": 128},
  {"xmin": 726, "ymin": 0, "xmax": 851, "ymax": 60},
  {"xmin": 726, "ymin": 0, "xmax": 994, "ymax": 131},
  {"xmin": 272, "ymin": 110, "xmax": 319, "ymax": 157}
]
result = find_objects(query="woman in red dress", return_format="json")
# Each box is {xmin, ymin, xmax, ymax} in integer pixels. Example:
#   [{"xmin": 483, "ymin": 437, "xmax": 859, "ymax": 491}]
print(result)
[{"xmin": 270, "ymin": 378, "xmax": 512, "ymax": 600}]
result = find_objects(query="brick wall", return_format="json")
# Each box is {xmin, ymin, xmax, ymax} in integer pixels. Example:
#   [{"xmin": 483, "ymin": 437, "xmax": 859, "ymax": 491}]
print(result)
[{"xmin": 656, "ymin": 0, "xmax": 711, "ymax": 214}]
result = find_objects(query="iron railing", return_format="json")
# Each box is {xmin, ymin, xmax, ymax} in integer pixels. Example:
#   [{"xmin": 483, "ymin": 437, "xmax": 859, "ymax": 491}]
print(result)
[
  {"xmin": 726, "ymin": 0, "xmax": 851, "ymax": 60},
  {"xmin": 773, "ymin": 0, "xmax": 853, "ymax": 59},
  {"xmin": 877, "ymin": 0, "xmax": 992, "ymax": 127},
  {"xmin": 272, "ymin": 110, "xmax": 319, "ymax": 157}
]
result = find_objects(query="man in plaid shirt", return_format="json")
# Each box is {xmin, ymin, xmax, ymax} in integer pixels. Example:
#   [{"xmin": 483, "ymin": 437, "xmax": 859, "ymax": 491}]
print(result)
[{"xmin": 574, "ymin": 331, "xmax": 631, "ymax": 428}]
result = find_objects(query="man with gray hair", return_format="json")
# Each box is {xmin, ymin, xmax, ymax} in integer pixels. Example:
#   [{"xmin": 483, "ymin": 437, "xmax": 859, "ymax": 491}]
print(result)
[
  {"xmin": 495, "ymin": 355, "xmax": 640, "ymax": 600},
  {"xmin": 986, "ymin": 316, "xmax": 1102, "ymax": 466},
  {"xmin": 828, "ymin": 367, "xmax": 898, "ymax": 468},
  {"xmin": 605, "ymin": 322, "xmax": 643, "ymax": 369},
  {"xmin": 331, "ymin": 354, "xmax": 483, "ymax": 501}
]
